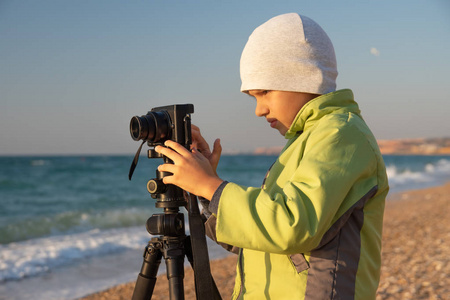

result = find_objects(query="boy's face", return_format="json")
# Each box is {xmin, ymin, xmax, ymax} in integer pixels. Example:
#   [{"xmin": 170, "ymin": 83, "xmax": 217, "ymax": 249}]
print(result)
[{"xmin": 247, "ymin": 90, "xmax": 318, "ymax": 136}]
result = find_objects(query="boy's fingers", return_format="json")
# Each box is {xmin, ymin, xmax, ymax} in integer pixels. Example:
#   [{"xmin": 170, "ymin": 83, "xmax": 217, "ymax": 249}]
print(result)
[
  {"xmin": 161, "ymin": 175, "xmax": 174, "ymax": 185},
  {"xmin": 191, "ymin": 125, "xmax": 205, "ymax": 146},
  {"xmin": 154, "ymin": 145, "xmax": 172, "ymax": 157},
  {"xmin": 210, "ymin": 139, "xmax": 222, "ymax": 171},
  {"xmin": 154, "ymin": 145, "xmax": 178, "ymax": 161},
  {"xmin": 164, "ymin": 140, "xmax": 192, "ymax": 156},
  {"xmin": 191, "ymin": 130, "xmax": 210, "ymax": 153},
  {"xmin": 158, "ymin": 163, "xmax": 176, "ymax": 174},
  {"xmin": 213, "ymin": 139, "xmax": 222, "ymax": 153},
  {"xmin": 154, "ymin": 145, "xmax": 188, "ymax": 167},
  {"xmin": 212, "ymin": 139, "xmax": 222, "ymax": 159}
]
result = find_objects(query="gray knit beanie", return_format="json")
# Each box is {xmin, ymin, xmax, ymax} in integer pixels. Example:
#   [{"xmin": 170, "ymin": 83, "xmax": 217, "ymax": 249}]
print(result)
[{"xmin": 240, "ymin": 13, "xmax": 338, "ymax": 95}]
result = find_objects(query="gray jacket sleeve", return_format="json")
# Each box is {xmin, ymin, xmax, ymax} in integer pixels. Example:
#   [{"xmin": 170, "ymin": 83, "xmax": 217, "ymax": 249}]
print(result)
[
  {"xmin": 204, "ymin": 215, "xmax": 240, "ymax": 255},
  {"xmin": 200, "ymin": 181, "xmax": 240, "ymax": 254}
]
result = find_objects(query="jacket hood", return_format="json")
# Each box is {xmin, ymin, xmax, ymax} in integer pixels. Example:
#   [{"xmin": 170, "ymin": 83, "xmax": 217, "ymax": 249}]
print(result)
[{"xmin": 285, "ymin": 89, "xmax": 360, "ymax": 139}]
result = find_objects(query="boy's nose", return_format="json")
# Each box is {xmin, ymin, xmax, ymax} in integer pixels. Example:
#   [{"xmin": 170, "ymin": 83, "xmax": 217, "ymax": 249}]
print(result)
[{"xmin": 255, "ymin": 101, "xmax": 269, "ymax": 117}]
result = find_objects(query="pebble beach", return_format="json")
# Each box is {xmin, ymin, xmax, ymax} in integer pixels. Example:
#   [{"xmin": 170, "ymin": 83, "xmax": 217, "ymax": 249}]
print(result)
[{"xmin": 81, "ymin": 183, "xmax": 450, "ymax": 300}]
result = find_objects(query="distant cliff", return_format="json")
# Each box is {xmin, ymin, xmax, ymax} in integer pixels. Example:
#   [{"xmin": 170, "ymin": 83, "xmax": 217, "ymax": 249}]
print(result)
[
  {"xmin": 377, "ymin": 137, "xmax": 450, "ymax": 155},
  {"xmin": 252, "ymin": 137, "xmax": 450, "ymax": 155},
  {"xmin": 253, "ymin": 146, "xmax": 284, "ymax": 155}
]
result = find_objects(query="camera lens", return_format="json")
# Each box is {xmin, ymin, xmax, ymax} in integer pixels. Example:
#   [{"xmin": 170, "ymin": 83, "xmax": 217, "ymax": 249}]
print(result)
[
  {"xmin": 130, "ymin": 111, "xmax": 170, "ymax": 142},
  {"xmin": 130, "ymin": 115, "xmax": 154, "ymax": 141}
]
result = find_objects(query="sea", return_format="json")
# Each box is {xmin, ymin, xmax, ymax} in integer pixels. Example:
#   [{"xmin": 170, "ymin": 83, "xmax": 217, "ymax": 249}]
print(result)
[{"xmin": 1, "ymin": 154, "xmax": 449, "ymax": 299}]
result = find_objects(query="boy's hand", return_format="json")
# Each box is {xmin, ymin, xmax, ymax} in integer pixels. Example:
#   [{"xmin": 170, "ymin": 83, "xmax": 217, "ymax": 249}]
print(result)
[
  {"xmin": 155, "ymin": 140, "xmax": 223, "ymax": 200},
  {"xmin": 191, "ymin": 124, "xmax": 222, "ymax": 174}
]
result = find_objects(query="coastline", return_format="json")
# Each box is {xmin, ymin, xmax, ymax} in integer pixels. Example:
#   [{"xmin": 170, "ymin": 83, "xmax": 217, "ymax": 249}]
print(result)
[{"xmin": 80, "ymin": 182, "xmax": 450, "ymax": 300}]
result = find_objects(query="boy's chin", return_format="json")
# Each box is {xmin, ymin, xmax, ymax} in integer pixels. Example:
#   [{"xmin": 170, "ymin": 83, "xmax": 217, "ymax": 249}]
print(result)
[{"xmin": 277, "ymin": 128, "xmax": 288, "ymax": 136}]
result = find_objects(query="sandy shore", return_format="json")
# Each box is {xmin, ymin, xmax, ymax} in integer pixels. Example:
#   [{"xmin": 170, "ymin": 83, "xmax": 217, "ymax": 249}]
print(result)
[{"xmin": 81, "ymin": 183, "xmax": 450, "ymax": 299}]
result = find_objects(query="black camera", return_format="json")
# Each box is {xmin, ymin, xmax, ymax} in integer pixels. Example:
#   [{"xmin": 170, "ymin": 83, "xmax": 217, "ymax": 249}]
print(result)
[
  {"xmin": 129, "ymin": 104, "xmax": 195, "ymax": 207},
  {"xmin": 130, "ymin": 104, "xmax": 194, "ymax": 148}
]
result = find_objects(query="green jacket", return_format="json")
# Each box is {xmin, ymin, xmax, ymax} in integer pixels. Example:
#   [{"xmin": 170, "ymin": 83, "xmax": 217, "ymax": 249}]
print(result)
[{"xmin": 207, "ymin": 89, "xmax": 389, "ymax": 299}]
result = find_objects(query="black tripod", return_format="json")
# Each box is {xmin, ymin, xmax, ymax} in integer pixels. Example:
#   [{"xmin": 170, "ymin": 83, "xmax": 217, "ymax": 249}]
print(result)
[{"xmin": 131, "ymin": 153, "xmax": 221, "ymax": 300}]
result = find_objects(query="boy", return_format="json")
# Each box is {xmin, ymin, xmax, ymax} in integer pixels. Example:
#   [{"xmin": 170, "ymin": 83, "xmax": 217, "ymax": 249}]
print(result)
[{"xmin": 156, "ymin": 13, "xmax": 389, "ymax": 299}]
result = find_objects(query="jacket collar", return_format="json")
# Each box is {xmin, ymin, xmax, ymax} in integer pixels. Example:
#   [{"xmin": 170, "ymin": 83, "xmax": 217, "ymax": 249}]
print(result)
[{"xmin": 285, "ymin": 89, "xmax": 360, "ymax": 139}]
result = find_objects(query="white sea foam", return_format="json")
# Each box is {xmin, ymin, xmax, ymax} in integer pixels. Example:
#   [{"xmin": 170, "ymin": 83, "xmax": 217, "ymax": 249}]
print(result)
[
  {"xmin": 0, "ymin": 207, "xmax": 154, "ymax": 244},
  {"xmin": 0, "ymin": 226, "xmax": 149, "ymax": 282},
  {"xmin": 386, "ymin": 158, "xmax": 450, "ymax": 192},
  {"xmin": 30, "ymin": 159, "xmax": 46, "ymax": 166},
  {"xmin": 0, "ymin": 223, "xmax": 229, "ymax": 300}
]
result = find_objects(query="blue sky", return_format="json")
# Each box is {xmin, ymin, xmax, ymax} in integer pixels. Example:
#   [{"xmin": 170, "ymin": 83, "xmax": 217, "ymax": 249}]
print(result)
[{"xmin": 1, "ymin": 0, "xmax": 449, "ymax": 155}]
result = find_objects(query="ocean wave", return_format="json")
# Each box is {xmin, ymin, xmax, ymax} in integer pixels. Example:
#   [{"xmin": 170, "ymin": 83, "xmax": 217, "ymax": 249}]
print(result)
[
  {"xmin": 30, "ymin": 159, "xmax": 47, "ymax": 166},
  {"xmin": 0, "ymin": 220, "xmax": 197, "ymax": 282},
  {"xmin": 386, "ymin": 158, "xmax": 450, "ymax": 191},
  {"xmin": 0, "ymin": 227, "xmax": 150, "ymax": 282},
  {"xmin": 0, "ymin": 207, "xmax": 155, "ymax": 244}
]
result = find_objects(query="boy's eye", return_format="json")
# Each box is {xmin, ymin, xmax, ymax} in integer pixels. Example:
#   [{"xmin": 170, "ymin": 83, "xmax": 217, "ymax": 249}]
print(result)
[{"xmin": 247, "ymin": 90, "xmax": 270, "ymax": 98}]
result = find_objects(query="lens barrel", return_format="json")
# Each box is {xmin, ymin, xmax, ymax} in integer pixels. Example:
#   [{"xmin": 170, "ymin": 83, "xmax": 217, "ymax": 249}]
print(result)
[{"xmin": 130, "ymin": 111, "xmax": 170, "ymax": 142}]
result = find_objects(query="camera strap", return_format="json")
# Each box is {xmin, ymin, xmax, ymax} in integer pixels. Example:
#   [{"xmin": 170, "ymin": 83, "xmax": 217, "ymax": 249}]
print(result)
[
  {"xmin": 129, "ymin": 141, "xmax": 146, "ymax": 180},
  {"xmin": 187, "ymin": 193, "xmax": 222, "ymax": 300}
]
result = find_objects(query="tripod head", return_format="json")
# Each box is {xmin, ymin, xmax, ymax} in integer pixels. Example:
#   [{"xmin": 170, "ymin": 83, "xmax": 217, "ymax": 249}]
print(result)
[
  {"xmin": 145, "ymin": 149, "xmax": 187, "ymax": 237},
  {"xmin": 146, "ymin": 149, "xmax": 187, "ymax": 209}
]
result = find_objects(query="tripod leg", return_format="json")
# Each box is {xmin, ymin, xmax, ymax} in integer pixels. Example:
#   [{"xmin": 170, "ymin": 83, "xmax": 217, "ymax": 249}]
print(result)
[
  {"xmin": 132, "ymin": 240, "xmax": 163, "ymax": 300},
  {"xmin": 164, "ymin": 239, "xmax": 186, "ymax": 300}
]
